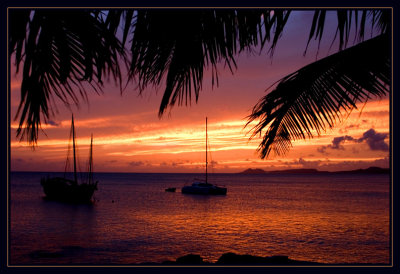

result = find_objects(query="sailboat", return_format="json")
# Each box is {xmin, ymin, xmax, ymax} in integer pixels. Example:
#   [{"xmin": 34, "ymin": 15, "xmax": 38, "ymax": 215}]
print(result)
[
  {"xmin": 181, "ymin": 117, "xmax": 227, "ymax": 195},
  {"xmin": 40, "ymin": 114, "xmax": 98, "ymax": 204}
]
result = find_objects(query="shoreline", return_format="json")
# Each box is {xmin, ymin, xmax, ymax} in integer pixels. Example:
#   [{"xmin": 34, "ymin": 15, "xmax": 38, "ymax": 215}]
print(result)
[
  {"xmin": 25, "ymin": 250, "xmax": 327, "ymax": 266},
  {"xmin": 155, "ymin": 253, "xmax": 325, "ymax": 265},
  {"xmin": 23, "ymin": 251, "xmax": 390, "ymax": 265}
]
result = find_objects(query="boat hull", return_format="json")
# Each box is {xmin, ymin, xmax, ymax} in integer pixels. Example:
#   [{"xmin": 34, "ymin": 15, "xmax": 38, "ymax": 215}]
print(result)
[
  {"xmin": 180, "ymin": 118, "xmax": 228, "ymax": 196},
  {"xmin": 181, "ymin": 184, "xmax": 227, "ymax": 195},
  {"xmin": 41, "ymin": 177, "xmax": 97, "ymax": 204}
]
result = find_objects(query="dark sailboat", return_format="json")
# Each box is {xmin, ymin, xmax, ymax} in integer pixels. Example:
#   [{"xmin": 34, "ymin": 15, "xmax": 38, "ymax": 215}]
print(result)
[
  {"xmin": 181, "ymin": 117, "xmax": 227, "ymax": 195},
  {"xmin": 41, "ymin": 115, "xmax": 98, "ymax": 204}
]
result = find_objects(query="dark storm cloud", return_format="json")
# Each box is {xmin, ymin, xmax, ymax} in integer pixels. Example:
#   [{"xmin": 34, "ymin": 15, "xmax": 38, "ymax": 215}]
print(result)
[
  {"xmin": 317, "ymin": 135, "xmax": 355, "ymax": 154},
  {"xmin": 331, "ymin": 136, "xmax": 355, "ymax": 149},
  {"xmin": 357, "ymin": 129, "xmax": 389, "ymax": 151},
  {"xmin": 317, "ymin": 128, "xmax": 389, "ymax": 154}
]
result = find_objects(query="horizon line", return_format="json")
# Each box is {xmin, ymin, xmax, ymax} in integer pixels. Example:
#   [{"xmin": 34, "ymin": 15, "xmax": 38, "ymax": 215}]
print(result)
[{"xmin": 9, "ymin": 166, "xmax": 390, "ymax": 174}]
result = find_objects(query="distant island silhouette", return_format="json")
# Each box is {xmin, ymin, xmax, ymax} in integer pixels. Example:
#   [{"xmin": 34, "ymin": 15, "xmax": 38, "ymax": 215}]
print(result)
[{"xmin": 239, "ymin": 166, "xmax": 390, "ymax": 175}]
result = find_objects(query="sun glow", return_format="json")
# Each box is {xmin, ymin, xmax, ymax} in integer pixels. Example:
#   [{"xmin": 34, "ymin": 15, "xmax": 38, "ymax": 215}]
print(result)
[
  {"xmin": 10, "ymin": 96, "xmax": 389, "ymax": 173},
  {"xmin": 10, "ymin": 37, "xmax": 389, "ymax": 174}
]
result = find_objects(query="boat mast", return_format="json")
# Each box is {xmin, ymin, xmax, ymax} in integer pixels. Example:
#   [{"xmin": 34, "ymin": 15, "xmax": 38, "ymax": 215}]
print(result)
[
  {"xmin": 72, "ymin": 114, "xmax": 78, "ymax": 185},
  {"xmin": 89, "ymin": 134, "xmax": 93, "ymax": 184},
  {"xmin": 206, "ymin": 117, "xmax": 208, "ymax": 184}
]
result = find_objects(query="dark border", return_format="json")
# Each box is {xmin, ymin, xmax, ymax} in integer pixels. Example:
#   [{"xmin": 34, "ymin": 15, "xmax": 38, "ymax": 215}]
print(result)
[{"xmin": 2, "ymin": 0, "xmax": 399, "ymax": 273}]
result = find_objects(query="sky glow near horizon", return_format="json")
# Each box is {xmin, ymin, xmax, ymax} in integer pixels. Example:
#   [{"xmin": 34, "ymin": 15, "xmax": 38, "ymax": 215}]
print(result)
[{"xmin": 10, "ymin": 10, "xmax": 390, "ymax": 173}]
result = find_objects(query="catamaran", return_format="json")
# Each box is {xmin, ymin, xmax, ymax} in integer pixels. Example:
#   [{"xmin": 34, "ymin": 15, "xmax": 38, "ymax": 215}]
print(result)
[
  {"xmin": 41, "ymin": 114, "xmax": 98, "ymax": 203},
  {"xmin": 181, "ymin": 117, "xmax": 227, "ymax": 195}
]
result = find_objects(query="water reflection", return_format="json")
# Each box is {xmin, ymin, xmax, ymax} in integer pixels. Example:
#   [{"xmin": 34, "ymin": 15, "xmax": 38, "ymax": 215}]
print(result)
[{"xmin": 10, "ymin": 172, "xmax": 390, "ymax": 265}]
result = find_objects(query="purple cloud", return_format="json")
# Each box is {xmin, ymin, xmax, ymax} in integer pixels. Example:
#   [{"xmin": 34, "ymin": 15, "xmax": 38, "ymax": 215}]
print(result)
[
  {"xmin": 331, "ymin": 135, "xmax": 355, "ymax": 149},
  {"xmin": 317, "ymin": 128, "xmax": 389, "ymax": 153},
  {"xmin": 357, "ymin": 129, "xmax": 389, "ymax": 151}
]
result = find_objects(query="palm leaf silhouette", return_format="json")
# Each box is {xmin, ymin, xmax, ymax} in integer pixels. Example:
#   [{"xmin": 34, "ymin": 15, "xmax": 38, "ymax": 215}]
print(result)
[
  {"xmin": 9, "ymin": 8, "xmax": 391, "ymax": 158},
  {"xmin": 10, "ymin": 9, "xmax": 126, "ymax": 143},
  {"xmin": 127, "ymin": 9, "xmax": 290, "ymax": 116},
  {"xmin": 247, "ymin": 32, "xmax": 390, "ymax": 158}
]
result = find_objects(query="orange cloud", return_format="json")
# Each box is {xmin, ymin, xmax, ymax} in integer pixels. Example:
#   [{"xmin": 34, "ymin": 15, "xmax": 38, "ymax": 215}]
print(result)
[{"xmin": 11, "ymin": 96, "xmax": 389, "ymax": 172}]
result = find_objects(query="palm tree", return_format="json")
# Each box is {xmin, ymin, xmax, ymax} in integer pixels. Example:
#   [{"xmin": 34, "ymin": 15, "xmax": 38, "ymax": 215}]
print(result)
[
  {"xmin": 246, "ymin": 10, "xmax": 390, "ymax": 158},
  {"xmin": 9, "ymin": 9, "xmax": 126, "ymax": 143},
  {"xmin": 9, "ymin": 8, "xmax": 390, "ymax": 159}
]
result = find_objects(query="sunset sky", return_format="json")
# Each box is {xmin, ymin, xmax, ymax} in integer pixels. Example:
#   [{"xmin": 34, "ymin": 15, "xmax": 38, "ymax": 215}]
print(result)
[{"xmin": 9, "ymin": 10, "xmax": 390, "ymax": 173}]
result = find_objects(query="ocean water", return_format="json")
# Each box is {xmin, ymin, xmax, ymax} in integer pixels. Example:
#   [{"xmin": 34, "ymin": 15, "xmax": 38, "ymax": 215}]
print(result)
[{"xmin": 9, "ymin": 171, "xmax": 390, "ymax": 265}]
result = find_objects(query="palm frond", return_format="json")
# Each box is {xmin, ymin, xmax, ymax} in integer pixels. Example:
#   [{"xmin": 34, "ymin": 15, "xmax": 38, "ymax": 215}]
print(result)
[
  {"xmin": 247, "ymin": 32, "xmax": 390, "ymax": 159},
  {"xmin": 305, "ymin": 9, "xmax": 390, "ymax": 54},
  {"xmin": 10, "ymin": 9, "xmax": 126, "ymax": 144},
  {"xmin": 127, "ymin": 9, "xmax": 292, "ymax": 116},
  {"xmin": 9, "ymin": 9, "xmax": 31, "ymax": 72},
  {"xmin": 10, "ymin": 8, "xmax": 391, "ymax": 148}
]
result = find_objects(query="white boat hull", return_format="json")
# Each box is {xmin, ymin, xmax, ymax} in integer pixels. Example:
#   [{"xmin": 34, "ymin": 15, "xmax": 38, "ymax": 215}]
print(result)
[{"xmin": 182, "ymin": 183, "xmax": 227, "ymax": 195}]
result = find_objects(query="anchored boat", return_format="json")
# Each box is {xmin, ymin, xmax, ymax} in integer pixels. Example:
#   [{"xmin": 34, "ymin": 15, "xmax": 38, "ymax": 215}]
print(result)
[
  {"xmin": 181, "ymin": 117, "xmax": 227, "ymax": 195},
  {"xmin": 41, "ymin": 114, "xmax": 98, "ymax": 204}
]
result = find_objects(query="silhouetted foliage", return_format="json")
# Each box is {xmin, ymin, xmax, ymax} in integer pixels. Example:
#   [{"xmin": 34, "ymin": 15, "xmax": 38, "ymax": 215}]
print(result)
[
  {"xmin": 10, "ymin": 9, "xmax": 126, "ymax": 143},
  {"xmin": 126, "ymin": 10, "xmax": 291, "ymax": 116},
  {"xmin": 247, "ymin": 33, "xmax": 390, "ymax": 158},
  {"xmin": 246, "ymin": 9, "xmax": 390, "ymax": 158},
  {"xmin": 9, "ymin": 8, "xmax": 391, "ymax": 159}
]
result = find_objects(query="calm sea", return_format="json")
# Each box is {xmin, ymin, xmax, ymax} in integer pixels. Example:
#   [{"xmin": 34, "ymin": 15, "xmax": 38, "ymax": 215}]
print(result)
[{"xmin": 9, "ymin": 171, "xmax": 390, "ymax": 265}]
